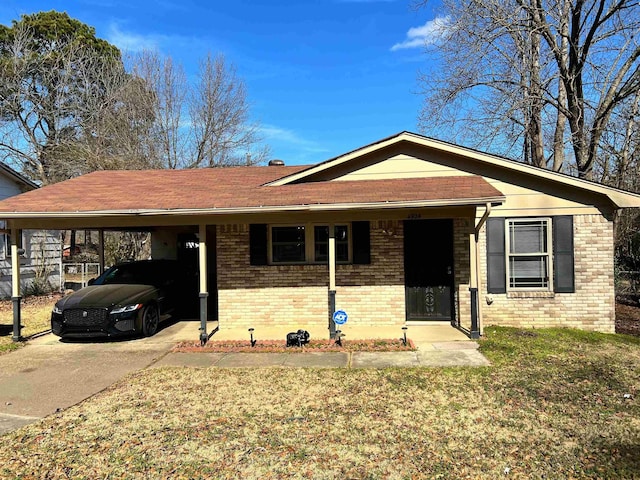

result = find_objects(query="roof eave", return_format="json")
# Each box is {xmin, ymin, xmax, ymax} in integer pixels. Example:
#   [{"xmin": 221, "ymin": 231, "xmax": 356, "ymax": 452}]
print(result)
[{"xmin": 0, "ymin": 195, "xmax": 506, "ymax": 219}]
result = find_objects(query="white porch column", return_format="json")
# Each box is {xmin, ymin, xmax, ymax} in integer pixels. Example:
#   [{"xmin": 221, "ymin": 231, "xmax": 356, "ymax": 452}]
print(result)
[
  {"xmin": 11, "ymin": 228, "xmax": 22, "ymax": 342},
  {"xmin": 198, "ymin": 224, "xmax": 209, "ymax": 344},
  {"xmin": 329, "ymin": 224, "xmax": 336, "ymax": 290},
  {"xmin": 328, "ymin": 224, "xmax": 337, "ymax": 338}
]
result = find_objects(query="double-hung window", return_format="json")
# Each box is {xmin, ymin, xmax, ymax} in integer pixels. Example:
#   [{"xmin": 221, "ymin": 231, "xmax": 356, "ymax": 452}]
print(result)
[
  {"xmin": 270, "ymin": 224, "xmax": 350, "ymax": 264},
  {"xmin": 506, "ymin": 218, "xmax": 552, "ymax": 290},
  {"xmin": 314, "ymin": 225, "xmax": 349, "ymax": 263},
  {"xmin": 271, "ymin": 226, "xmax": 306, "ymax": 263},
  {"xmin": 1, "ymin": 222, "xmax": 25, "ymax": 260}
]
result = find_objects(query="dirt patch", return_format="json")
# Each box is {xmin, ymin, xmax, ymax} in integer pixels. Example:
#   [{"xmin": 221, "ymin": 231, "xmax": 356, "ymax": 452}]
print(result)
[
  {"xmin": 174, "ymin": 338, "xmax": 416, "ymax": 353},
  {"xmin": 616, "ymin": 299, "xmax": 640, "ymax": 336}
]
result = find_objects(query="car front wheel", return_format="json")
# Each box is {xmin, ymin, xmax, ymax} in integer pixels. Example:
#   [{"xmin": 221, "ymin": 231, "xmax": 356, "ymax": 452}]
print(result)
[{"xmin": 141, "ymin": 304, "xmax": 159, "ymax": 337}]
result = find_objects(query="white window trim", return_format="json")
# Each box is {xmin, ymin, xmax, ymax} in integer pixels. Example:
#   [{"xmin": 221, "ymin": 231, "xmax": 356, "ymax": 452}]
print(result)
[
  {"xmin": 505, "ymin": 217, "xmax": 553, "ymax": 292},
  {"xmin": 268, "ymin": 223, "xmax": 352, "ymax": 265}
]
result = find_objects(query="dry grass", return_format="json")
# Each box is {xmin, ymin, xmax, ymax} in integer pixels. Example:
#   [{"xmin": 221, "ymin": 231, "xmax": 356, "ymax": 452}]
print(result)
[
  {"xmin": 0, "ymin": 327, "xmax": 639, "ymax": 478},
  {"xmin": 0, "ymin": 294, "xmax": 61, "ymax": 354}
]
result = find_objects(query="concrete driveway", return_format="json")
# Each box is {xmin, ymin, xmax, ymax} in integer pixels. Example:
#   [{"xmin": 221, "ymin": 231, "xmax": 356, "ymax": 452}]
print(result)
[{"xmin": 0, "ymin": 320, "xmax": 200, "ymax": 435}]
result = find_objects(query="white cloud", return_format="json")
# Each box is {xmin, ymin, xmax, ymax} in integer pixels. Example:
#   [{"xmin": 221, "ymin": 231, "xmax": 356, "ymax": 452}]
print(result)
[
  {"xmin": 106, "ymin": 22, "xmax": 199, "ymax": 53},
  {"xmin": 260, "ymin": 125, "xmax": 330, "ymax": 155},
  {"xmin": 390, "ymin": 15, "xmax": 451, "ymax": 52}
]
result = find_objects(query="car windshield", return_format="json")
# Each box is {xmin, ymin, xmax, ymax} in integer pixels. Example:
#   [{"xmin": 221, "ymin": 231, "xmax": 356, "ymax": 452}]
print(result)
[{"xmin": 93, "ymin": 262, "xmax": 170, "ymax": 287}]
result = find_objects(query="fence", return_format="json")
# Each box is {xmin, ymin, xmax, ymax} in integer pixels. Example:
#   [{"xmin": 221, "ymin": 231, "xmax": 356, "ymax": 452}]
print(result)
[
  {"xmin": 616, "ymin": 270, "xmax": 640, "ymax": 299},
  {"xmin": 61, "ymin": 263, "xmax": 101, "ymax": 291}
]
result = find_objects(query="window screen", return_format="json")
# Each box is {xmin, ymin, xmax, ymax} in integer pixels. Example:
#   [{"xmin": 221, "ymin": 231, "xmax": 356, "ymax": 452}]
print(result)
[{"xmin": 508, "ymin": 219, "xmax": 550, "ymax": 289}]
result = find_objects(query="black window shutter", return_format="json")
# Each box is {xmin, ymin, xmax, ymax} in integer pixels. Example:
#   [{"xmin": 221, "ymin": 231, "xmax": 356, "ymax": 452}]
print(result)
[
  {"xmin": 553, "ymin": 216, "xmax": 575, "ymax": 293},
  {"xmin": 486, "ymin": 218, "xmax": 506, "ymax": 293},
  {"xmin": 249, "ymin": 224, "xmax": 268, "ymax": 265},
  {"xmin": 352, "ymin": 221, "xmax": 371, "ymax": 265}
]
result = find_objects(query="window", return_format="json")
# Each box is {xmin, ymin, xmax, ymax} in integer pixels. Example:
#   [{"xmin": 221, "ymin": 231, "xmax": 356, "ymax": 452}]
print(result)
[
  {"xmin": 251, "ymin": 221, "xmax": 370, "ymax": 266},
  {"xmin": 271, "ymin": 226, "xmax": 306, "ymax": 263},
  {"xmin": 1, "ymin": 222, "xmax": 25, "ymax": 260},
  {"xmin": 269, "ymin": 224, "xmax": 350, "ymax": 264},
  {"xmin": 506, "ymin": 218, "xmax": 552, "ymax": 289},
  {"xmin": 314, "ymin": 225, "xmax": 349, "ymax": 263}
]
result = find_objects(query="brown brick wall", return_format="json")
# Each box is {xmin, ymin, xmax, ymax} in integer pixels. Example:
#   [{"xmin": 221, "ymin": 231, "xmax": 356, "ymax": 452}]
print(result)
[
  {"xmin": 453, "ymin": 218, "xmax": 471, "ymax": 328},
  {"xmin": 216, "ymin": 221, "xmax": 406, "ymax": 329},
  {"xmin": 214, "ymin": 213, "xmax": 613, "ymax": 333},
  {"xmin": 478, "ymin": 214, "xmax": 615, "ymax": 332}
]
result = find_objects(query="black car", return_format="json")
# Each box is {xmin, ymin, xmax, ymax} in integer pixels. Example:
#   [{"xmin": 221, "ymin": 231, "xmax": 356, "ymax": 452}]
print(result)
[{"xmin": 51, "ymin": 259, "xmax": 193, "ymax": 339}]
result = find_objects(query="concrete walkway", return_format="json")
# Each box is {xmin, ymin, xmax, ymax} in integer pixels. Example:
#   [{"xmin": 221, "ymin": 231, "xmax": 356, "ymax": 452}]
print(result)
[{"xmin": 0, "ymin": 321, "xmax": 489, "ymax": 435}]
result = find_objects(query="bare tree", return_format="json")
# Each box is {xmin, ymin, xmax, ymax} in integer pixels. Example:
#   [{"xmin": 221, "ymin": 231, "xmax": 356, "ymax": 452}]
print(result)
[
  {"xmin": 131, "ymin": 51, "xmax": 269, "ymax": 169},
  {"xmin": 416, "ymin": 0, "xmax": 640, "ymax": 179}
]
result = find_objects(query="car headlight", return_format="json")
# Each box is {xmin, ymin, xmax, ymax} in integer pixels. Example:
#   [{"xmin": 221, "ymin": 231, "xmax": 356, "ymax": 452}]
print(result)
[
  {"xmin": 52, "ymin": 305, "xmax": 63, "ymax": 315},
  {"xmin": 110, "ymin": 304, "xmax": 143, "ymax": 315}
]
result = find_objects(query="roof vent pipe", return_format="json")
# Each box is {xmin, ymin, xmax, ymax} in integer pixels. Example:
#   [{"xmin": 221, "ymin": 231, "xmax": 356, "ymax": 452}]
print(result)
[{"xmin": 268, "ymin": 159, "xmax": 285, "ymax": 166}]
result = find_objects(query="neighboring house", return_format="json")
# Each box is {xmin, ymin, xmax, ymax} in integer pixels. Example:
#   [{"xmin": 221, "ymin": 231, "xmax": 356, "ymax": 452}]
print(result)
[
  {"xmin": 0, "ymin": 132, "xmax": 638, "ymax": 339},
  {"xmin": 0, "ymin": 164, "xmax": 61, "ymax": 298}
]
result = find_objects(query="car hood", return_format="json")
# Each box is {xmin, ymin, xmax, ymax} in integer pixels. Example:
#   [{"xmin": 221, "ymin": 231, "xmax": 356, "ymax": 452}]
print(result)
[{"xmin": 57, "ymin": 284, "xmax": 157, "ymax": 310}]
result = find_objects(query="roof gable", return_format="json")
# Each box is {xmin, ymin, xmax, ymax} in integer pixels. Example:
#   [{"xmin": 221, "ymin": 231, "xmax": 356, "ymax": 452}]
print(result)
[
  {"xmin": 0, "ymin": 163, "xmax": 38, "ymax": 192},
  {"xmin": 267, "ymin": 132, "xmax": 640, "ymax": 209}
]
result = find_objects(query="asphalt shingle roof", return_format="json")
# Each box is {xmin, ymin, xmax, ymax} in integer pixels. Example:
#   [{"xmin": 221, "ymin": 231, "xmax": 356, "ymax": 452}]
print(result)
[{"xmin": 0, "ymin": 165, "xmax": 504, "ymax": 214}]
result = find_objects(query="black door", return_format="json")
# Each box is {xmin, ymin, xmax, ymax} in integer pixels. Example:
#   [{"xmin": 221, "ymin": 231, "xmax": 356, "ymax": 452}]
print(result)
[
  {"xmin": 404, "ymin": 219, "xmax": 454, "ymax": 321},
  {"xmin": 177, "ymin": 230, "xmax": 217, "ymax": 320}
]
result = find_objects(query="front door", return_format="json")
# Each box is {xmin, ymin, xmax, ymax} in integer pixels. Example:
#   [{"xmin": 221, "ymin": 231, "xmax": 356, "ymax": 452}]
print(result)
[{"xmin": 404, "ymin": 219, "xmax": 454, "ymax": 321}]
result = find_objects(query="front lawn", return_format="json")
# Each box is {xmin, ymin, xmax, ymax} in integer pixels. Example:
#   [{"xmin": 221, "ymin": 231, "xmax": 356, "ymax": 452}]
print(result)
[
  {"xmin": 0, "ymin": 294, "xmax": 60, "ymax": 354},
  {"xmin": 0, "ymin": 327, "xmax": 639, "ymax": 478}
]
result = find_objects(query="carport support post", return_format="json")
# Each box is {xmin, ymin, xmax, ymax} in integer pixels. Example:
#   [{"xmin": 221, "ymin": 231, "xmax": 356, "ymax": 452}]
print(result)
[
  {"xmin": 198, "ymin": 224, "xmax": 208, "ymax": 344},
  {"xmin": 11, "ymin": 228, "xmax": 22, "ymax": 342}
]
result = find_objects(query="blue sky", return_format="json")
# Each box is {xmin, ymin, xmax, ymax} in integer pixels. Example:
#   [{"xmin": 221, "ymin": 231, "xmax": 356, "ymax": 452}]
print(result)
[{"xmin": 0, "ymin": 0, "xmax": 447, "ymax": 166}]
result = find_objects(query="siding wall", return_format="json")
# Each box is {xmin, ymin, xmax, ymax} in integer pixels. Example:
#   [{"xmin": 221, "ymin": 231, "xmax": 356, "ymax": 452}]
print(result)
[
  {"xmin": 0, "ymin": 229, "xmax": 61, "ymax": 298},
  {"xmin": 0, "ymin": 173, "xmax": 61, "ymax": 297}
]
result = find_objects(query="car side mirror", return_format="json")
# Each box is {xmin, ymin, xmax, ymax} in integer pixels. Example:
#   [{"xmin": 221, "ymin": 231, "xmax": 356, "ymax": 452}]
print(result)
[{"xmin": 87, "ymin": 278, "xmax": 96, "ymax": 286}]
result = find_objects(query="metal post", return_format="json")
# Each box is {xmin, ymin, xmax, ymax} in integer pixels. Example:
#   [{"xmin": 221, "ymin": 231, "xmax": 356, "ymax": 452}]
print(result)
[
  {"xmin": 97, "ymin": 229, "xmax": 105, "ymax": 275},
  {"xmin": 12, "ymin": 296, "xmax": 21, "ymax": 342},
  {"xmin": 470, "ymin": 287, "xmax": 479, "ymax": 339},
  {"xmin": 328, "ymin": 289, "xmax": 336, "ymax": 338}
]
